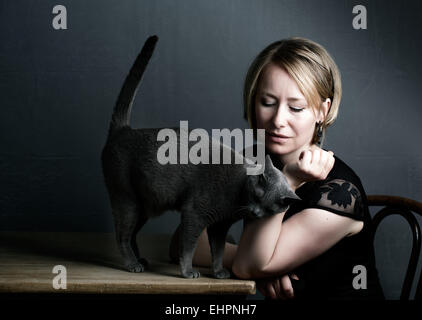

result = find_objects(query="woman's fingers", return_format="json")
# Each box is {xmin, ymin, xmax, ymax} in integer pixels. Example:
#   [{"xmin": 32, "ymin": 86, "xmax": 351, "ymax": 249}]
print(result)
[
  {"xmin": 283, "ymin": 146, "xmax": 335, "ymax": 190},
  {"xmin": 290, "ymin": 273, "xmax": 299, "ymax": 280},
  {"xmin": 318, "ymin": 149, "xmax": 328, "ymax": 176},
  {"xmin": 273, "ymin": 277, "xmax": 285, "ymax": 300},
  {"xmin": 283, "ymin": 148, "xmax": 335, "ymax": 190},
  {"xmin": 311, "ymin": 148, "xmax": 320, "ymax": 165},
  {"xmin": 257, "ymin": 275, "xmax": 298, "ymax": 300},
  {"xmin": 302, "ymin": 150, "xmax": 312, "ymax": 165},
  {"xmin": 319, "ymin": 149, "xmax": 327, "ymax": 166},
  {"xmin": 310, "ymin": 149, "xmax": 322, "ymax": 177},
  {"xmin": 307, "ymin": 148, "xmax": 334, "ymax": 180},
  {"xmin": 299, "ymin": 150, "xmax": 312, "ymax": 172},
  {"xmin": 266, "ymin": 281, "xmax": 277, "ymax": 299},
  {"xmin": 281, "ymin": 274, "xmax": 294, "ymax": 299}
]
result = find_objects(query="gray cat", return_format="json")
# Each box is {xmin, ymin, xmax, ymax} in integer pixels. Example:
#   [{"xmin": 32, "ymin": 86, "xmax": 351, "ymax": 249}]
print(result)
[{"xmin": 101, "ymin": 35, "xmax": 300, "ymax": 279}]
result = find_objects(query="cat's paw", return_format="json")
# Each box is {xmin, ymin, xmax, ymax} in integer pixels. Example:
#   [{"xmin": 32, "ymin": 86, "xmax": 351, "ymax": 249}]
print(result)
[
  {"xmin": 138, "ymin": 257, "xmax": 149, "ymax": 269},
  {"xmin": 126, "ymin": 262, "xmax": 145, "ymax": 273},
  {"xmin": 214, "ymin": 268, "xmax": 231, "ymax": 279},
  {"xmin": 181, "ymin": 269, "xmax": 201, "ymax": 279}
]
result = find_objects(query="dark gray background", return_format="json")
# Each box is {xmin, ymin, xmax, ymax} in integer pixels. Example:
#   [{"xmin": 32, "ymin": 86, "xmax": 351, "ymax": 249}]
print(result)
[{"xmin": 1, "ymin": 0, "xmax": 421, "ymax": 300}]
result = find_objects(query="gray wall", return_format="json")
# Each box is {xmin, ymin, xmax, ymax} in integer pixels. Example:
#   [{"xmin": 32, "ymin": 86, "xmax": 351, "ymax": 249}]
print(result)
[{"xmin": 1, "ymin": 0, "xmax": 421, "ymax": 300}]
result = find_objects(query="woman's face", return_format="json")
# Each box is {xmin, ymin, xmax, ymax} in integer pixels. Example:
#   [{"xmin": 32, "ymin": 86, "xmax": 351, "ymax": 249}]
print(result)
[{"xmin": 255, "ymin": 63, "xmax": 323, "ymax": 162}]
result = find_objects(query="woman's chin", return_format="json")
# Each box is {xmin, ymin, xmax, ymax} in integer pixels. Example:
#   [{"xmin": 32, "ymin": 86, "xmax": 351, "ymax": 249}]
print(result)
[{"xmin": 265, "ymin": 140, "xmax": 293, "ymax": 155}]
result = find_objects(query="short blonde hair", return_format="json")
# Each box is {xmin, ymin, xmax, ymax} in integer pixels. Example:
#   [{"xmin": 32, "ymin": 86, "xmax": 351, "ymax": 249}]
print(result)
[{"xmin": 243, "ymin": 37, "xmax": 342, "ymax": 145}]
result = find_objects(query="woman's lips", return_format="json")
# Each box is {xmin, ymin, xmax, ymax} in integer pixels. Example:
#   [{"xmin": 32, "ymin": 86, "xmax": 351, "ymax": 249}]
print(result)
[{"xmin": 266, "ymin": 131, "xmax": 290, "ymax": 143}]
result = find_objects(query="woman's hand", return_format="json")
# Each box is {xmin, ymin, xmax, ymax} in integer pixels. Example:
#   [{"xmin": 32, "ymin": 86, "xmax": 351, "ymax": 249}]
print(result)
[
  {"xmin": 282, "ymin": 146, "xmax": 335, "ymax": 191},
  {"xmin": 256, "ymin": 273, "xmax": 299, "ymax": 300}
]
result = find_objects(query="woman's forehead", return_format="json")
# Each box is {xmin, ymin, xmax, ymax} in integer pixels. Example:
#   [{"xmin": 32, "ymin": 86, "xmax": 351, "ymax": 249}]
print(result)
[{"xmin": 258, "ymin": 64, "xmax": 306, "ymax": 101}]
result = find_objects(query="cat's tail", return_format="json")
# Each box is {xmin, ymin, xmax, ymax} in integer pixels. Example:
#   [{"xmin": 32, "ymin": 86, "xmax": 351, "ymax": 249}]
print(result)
[{"xmin": 108, "ymin": 35, "xmax": 158, "ymax": 136}]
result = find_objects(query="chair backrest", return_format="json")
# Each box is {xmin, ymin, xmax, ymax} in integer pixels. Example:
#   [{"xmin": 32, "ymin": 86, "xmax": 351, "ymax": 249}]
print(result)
[{"xmin": 367, "ymin": 195, "xmax": 422, "ymax": 300}]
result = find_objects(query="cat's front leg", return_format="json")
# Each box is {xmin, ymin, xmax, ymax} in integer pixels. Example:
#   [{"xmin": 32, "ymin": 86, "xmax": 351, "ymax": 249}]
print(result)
[{"xmin": 207, "ymin": 220, "xmax": 233, "ymax": 279}]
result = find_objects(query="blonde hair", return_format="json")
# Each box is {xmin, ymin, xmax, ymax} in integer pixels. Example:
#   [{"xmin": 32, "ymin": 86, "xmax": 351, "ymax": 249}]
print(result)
[{"xmin": 243, "ymin": 37, "xmax": 342, "ymax": 145}]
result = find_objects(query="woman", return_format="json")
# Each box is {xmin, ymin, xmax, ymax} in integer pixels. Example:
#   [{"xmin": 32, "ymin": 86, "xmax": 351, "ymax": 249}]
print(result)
[{"xmin": 169, "ymin": 37, "xmax": 384, "ymax": 300}]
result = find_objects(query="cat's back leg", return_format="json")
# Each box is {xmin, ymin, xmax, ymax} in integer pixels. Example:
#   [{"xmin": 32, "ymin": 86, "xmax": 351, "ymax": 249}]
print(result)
[
  {"xmin": 178, "ymin": 208, "xmax": 208, "ymax": 279},
  {"xmin": 207, "ymin": 220, "xmax": 234, "ymax": 279},
  {"xmin": 111, "ymin": 193, "xmax": 149, "ymax": 272}
]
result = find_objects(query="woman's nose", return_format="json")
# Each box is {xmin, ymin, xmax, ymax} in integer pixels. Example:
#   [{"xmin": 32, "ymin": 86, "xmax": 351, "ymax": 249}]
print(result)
[{"xmin": 272, "ymin": 104, "xmax": 289, "ymax": 128}]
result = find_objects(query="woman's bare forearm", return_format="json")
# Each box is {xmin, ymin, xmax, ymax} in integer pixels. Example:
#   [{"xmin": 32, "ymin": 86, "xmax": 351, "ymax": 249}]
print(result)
[{"xmin": 232, "ymin": 212, "xmax": 285, "ymax": 278}]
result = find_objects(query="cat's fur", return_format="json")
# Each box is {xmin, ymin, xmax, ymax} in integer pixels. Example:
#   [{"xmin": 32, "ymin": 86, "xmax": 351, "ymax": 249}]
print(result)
[{"xmin": 101, "ymin": 35, "xmax": 300, "ymax": 279}]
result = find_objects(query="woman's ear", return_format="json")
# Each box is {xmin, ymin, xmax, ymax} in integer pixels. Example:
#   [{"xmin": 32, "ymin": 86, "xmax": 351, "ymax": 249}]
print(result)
[{"xmin": 318, "ymin": 98, "xmax": 331, "ymax": 122}]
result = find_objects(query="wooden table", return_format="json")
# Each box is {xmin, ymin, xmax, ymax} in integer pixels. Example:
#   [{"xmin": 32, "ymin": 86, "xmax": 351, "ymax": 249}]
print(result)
[{"xmin": 0, "ymin": 232, "xmax": 256, "ymax": 299}]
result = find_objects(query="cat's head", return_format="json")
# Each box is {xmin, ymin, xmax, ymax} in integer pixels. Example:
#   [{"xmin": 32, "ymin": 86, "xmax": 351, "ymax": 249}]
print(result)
[{"xmin": 245, "ymin": 154, "xmax": 301, "ymax": 219}]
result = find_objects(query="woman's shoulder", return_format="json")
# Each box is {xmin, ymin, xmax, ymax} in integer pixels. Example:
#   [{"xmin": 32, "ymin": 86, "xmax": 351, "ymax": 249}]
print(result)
[
  {"xmin": 288, "ymin": 154, "xmax": 368, "ymax": 222},
  {"xmin": 329, "ymin": 155, "xmax": 364, "ymax": 187}
]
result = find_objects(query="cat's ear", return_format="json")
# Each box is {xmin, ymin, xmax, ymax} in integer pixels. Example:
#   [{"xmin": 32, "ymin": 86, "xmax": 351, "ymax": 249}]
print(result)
[
  {"xmin": 260, "ymin": 172, "xmax": 268, "ymax": 183},
  {"xmin": 284, "ymin": 190, "xmax": 301, "ymax": 204},
  {"xmin": 265, "ymin": 155, "xmax": 275, "ymax": 172}
]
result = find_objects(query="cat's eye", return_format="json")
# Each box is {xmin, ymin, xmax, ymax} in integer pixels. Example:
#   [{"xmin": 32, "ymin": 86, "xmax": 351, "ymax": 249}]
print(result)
[
  {"xmin": 256, "ymin": 187, "xmax": 265, "ymax": 198},
  {"xmin": 278, "ymin": 200, "xmax": 286, "ymax": 207},
  {"xmin": 271, "ymin": 204, "xmax": 280, "ymax": 212}
]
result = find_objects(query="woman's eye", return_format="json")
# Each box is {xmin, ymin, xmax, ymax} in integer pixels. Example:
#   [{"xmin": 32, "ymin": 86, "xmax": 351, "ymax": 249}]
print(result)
[
  {"xmin": 261, "ymin": 99, "xmax": 277, "ymax": 107},
  {"xmin": 289, "ymin": 105, "xmax": 304, "ymax": 112}
]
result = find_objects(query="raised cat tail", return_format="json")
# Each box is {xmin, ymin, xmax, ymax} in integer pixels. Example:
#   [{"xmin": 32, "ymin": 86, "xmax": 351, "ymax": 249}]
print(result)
[{"xmin": 108, "ymin": 35, "xmax": 158, "ymax": 136}]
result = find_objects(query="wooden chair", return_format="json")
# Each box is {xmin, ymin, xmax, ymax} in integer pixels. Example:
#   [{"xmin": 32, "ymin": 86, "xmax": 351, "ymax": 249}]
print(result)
[{"xmin": 367, "ymin": 195, "xmax": 422, "ymax": 300}]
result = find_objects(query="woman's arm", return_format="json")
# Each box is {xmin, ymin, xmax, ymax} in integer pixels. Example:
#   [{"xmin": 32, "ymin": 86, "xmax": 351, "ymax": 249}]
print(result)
[
  {"xmin": 232, "ymin": 147, "xmax": 362, "ymax": 279},
  {"xmin": 231, "ymin": 212, "xmax": 286, "ymax": 277},
  {"xmin": 257, "ymin": 273, "xmax": 299, "ymax": 300},
  {"xmin": 232, "ymin": 207, "xmax": 363, "ymax": 279}
]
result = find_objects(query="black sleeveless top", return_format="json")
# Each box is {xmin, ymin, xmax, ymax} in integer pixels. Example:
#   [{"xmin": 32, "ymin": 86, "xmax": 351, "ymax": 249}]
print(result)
[
  {"xmin": 241, "ymin": 144, "xmax": 385, "ymax": 300},
  {"xmin": 272, "ymin": 154, "xmax": 385, "ymax": 300}
]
